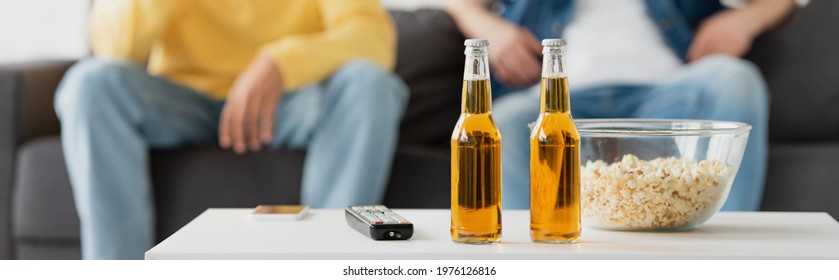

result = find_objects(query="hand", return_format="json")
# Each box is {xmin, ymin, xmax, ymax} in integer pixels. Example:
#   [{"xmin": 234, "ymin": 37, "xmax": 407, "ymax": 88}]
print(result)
[
  {"xmin": 687, "ymin": 9, "xmax": 760, "ymax": 62},
  {"xmin": 487, "ymin": 22, "xmax": 542, "ymax": 87},
  {"xmin": 219, "ymin": 55, "xmax": 284, "ymax": 154}
]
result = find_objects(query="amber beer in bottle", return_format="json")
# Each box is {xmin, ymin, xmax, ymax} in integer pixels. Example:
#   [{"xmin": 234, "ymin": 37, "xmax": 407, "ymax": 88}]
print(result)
[
  {"xmin": 530, "ymin": 39, "xmax": 581, "ymax": 243},
  {"xmin": 450, "ymin": 39, "xmax": 502, "ymax": 244}
]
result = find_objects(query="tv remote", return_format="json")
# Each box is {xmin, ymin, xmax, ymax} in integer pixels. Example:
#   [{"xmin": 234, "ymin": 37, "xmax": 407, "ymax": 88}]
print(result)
[{"xmin": 345, "ymin": 205, "xmax": 413, "ymax": 240}]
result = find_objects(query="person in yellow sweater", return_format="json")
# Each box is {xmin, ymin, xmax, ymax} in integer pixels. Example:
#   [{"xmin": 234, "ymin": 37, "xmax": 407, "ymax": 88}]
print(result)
[{"xmin": 54, "ymin": 0, "xmax": 407, "ymax": 259}]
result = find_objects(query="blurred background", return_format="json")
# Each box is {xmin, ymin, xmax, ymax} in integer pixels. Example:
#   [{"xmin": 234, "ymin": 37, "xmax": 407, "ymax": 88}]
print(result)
[
  {"xmin": 0, "ymin": 0, "xmax": 451, "ymax": 63},
  {"xmin": 0, "ymin": 0, "xmax": 813, "ymax": 64},
  {"xmin": 0, "ymin": 0, "xmax": 89, "ymax": 63}
]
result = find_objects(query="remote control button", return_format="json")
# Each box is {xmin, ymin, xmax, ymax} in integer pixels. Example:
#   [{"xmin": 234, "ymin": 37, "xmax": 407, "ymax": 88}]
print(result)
[
  {"xmin": 349, "ymin": 205, "xmax": 411, "ymax": 228},
  {"xmin": 388, "ymin": 213, "xmax": 406, "ymax": 221},
  {"xmin": 374, "ymin": 213, "xmax": 391, "ymax": 222},
  {"xmin": 362, "ymin": 214, "xmax": 380, "ymax": 222}
]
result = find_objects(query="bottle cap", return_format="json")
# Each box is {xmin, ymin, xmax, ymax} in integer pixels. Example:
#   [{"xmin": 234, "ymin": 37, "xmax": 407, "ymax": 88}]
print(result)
[
  {"xmin": 542, "ymin": 39, "xmax": 566, "ymax": 46},
  {"xmin": 464, "ymin": 39, "xmax": 489, "ymax": 47}
]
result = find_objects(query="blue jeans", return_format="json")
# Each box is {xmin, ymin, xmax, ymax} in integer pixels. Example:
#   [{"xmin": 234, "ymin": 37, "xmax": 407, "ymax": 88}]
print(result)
[
  {"xmin": 494, "ymin": 55, "xmax": 769, "ymax": 211},
  {"xmin": 54, "ymin": 58, "xmax": 408, "ymax": 259}
]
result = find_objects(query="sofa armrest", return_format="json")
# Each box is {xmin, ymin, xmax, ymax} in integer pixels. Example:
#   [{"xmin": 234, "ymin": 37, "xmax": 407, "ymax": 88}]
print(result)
[{"xmin": 0, "ymin": 60, "xmax": 75, "ymax": 259}]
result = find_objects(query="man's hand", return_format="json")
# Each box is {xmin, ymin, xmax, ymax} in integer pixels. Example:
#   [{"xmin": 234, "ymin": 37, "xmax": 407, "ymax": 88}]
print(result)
[
  {"xmin": 219, "ymin": 55, "xmax": 284, "ymax": 154},
  {"xmin": 488, "ymin": 22, "xmax": 542, "ymax": 87},
  {"xmin": 687, "ymin": 9, "xmax": 758, "ymax": 62},
  {"xmin": 688, "ymin": 0, "xmax": 796, "ymax": 62},
  {"xmin": 444, "ymin": 0, "xmax": 541, "ymax": 87}
]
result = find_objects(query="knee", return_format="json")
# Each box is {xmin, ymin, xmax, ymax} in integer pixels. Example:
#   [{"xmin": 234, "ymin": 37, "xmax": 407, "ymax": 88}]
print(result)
[
  {"xmin": 329, "ymin": 60, "xmax": 408, "ymax": 119},
  {"xmin": 55, "ymin": 58, "xmax": 141, "ymax": 121},
  {"xmin": 694, "ymin": 55, "xmax": 766, "ymax": 94},
  {"xmin": 692, "ymin": 55, "xmax": 769, "ymax": 113}
]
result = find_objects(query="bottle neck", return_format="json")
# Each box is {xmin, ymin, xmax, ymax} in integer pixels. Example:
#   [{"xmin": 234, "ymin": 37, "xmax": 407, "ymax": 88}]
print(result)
[
  {"xmin": 540, "ymin": 48, "xmax": 569, "ymax": 113},
  {"xmin": 462, "ymin": 80, "xmax": 492, "ymax": 114},
  {"xmin": 462, "ymin": 46, "xmax": 492, "ymax": 114},
  {"xmin": 539, "ymin": 77, "xmax": 570, "ymax": 113}
]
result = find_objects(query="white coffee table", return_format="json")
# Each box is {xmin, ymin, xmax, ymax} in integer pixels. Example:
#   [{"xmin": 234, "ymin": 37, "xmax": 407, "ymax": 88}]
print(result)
[{"xmin": 145, "ymin": 209, "xmax": 839, "ymax": 260}]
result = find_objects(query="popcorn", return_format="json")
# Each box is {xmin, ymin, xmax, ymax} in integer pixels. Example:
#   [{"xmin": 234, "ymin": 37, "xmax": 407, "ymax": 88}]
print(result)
[{"xmin": 581, "ymin": 155, "xmax": 733, "ymax": 230}]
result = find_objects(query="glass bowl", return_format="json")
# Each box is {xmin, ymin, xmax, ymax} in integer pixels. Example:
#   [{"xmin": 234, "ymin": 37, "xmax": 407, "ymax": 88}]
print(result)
[{"xmin": 577, "ymin": 119, "xmax": 751, "ymax": 231}]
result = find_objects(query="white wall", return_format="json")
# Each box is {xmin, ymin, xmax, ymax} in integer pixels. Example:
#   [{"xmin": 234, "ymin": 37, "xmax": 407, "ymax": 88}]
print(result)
[
  {"xmin": 0, "ymin": 0, "xmax": 90, "ymax": 63},
  {"xmin": 383, "ymin": 0, "xmax": 445, "ymax": 10},
  {"xmin": 0, "ymin": 0, "xmax": 445, "ymax": 64},
  {"xmin": 0, "ymin": 0, "xmax": 811, "ymax": 64}
]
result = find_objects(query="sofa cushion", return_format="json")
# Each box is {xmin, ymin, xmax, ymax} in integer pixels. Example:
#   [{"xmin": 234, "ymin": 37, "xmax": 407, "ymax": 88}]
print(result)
[
  {"xmin": 11, "ymin": 137, "xmax": 307, "ymax": 242},
  {"xmin": 382, "ymin": 145, "xmax": 449, "ymax": 209},
  {"xmin": 12, "ymin": 137, "xmax": 79, "ymax": 242},
  {"xmin": 154, "ymin": 144, "xmax": 450, "ymax": 238},
  {"xmin": 13, "ymin": 136, "xmax": 449, "ymax": 248},
  {"xmin": 151, "ymin": 146, "xmax": 306, "ymax": 239},
  {"xmin": 14, "ymin": 241, "xmax": 80, "ymax": 260},
  {"xmin": 762, "ymin": 143, "xmax": 839, "ymax": 219}
]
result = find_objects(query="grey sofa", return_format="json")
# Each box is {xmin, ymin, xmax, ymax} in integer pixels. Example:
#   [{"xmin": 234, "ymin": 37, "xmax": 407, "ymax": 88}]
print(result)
[{"xmin": 2, "ymin": 2, "xmax": 838, "ymax": 260}]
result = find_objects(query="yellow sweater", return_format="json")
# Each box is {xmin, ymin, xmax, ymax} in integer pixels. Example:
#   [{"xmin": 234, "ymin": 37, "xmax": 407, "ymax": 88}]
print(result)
[{"xmin": 90, "ymin": 0, "xmax": 396, "ymax": 99}]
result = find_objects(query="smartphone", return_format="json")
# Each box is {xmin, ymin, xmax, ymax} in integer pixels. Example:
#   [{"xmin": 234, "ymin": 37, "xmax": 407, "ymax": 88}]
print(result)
[{"xmin": 248, "ymin": 205, "xmax": 309, "ymax": 221}]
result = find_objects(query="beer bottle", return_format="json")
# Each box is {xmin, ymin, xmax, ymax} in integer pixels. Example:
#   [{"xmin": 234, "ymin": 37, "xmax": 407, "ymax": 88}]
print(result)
[
  {"xmin": 450, "ymin": 39, "xmax": 502, "ymax": 244},
  {"xmin": 530, "ymin": 39, "xmax": 581, "ymax": 244}
]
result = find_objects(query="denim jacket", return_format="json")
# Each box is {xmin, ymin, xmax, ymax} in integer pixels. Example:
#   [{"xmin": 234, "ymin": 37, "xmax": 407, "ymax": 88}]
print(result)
[{"xmin": 490, "ymin": 0, "xmax": 724, "ymax": 96}]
